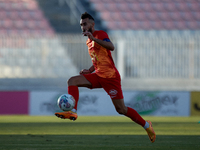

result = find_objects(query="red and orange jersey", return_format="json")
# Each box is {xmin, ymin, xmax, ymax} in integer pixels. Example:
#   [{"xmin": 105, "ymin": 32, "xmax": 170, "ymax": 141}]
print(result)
[{"xmin": 86, "ymin": 30, "xmax": 119, "ymax": 78}]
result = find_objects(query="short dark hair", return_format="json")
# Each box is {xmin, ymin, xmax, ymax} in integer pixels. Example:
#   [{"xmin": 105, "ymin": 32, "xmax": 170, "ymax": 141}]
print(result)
[{"xmin": 81, "ymin": 12, "xmax": 94, "ymax": 21}]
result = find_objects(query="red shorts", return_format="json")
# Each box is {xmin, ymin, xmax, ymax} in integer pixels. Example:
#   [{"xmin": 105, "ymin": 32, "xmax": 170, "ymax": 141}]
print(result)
[{"xmin": 83, "ymin": 73, "xmax": 124, "ymax": 99}]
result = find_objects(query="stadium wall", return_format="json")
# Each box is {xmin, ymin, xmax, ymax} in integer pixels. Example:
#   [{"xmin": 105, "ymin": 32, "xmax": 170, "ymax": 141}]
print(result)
[{"xmin": 0, "ymin": 90, "xmax": 198, "ymax": 116}]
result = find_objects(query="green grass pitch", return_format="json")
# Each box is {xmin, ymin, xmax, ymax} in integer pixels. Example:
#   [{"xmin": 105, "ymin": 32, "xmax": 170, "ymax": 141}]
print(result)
[{"xmin": 0, "ymin": 116, "xmax": 199, "ymax": 150}]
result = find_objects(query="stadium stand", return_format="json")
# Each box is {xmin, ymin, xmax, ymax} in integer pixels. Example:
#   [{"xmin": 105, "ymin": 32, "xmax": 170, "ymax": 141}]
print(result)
[
  {"xmin": 89, "ymin": 0, "xmax": 200, "ymax": 30},
  {"xmin": 0, "ymin": 0, "xmax": 79, "ymax": 82},
  {"xmin": 0, "ymin": 0, "xmax": 54, "ymax": 36},
  {"xmin": 0, "ymin": 0, "xmax": 200, "ymax": 91}
]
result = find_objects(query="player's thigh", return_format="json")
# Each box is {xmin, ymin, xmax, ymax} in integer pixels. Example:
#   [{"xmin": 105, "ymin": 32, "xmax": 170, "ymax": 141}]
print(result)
[
  {"xmin": 83, "ymin": 73, "xmax": 102, "ymax": 89},
  {"xmin": 101, "ymin": 77, "xmax": 123, "ymax": 99},
  {"xmin": 68, "ymin": 75, "xmax": 92, "ymax": 88}
]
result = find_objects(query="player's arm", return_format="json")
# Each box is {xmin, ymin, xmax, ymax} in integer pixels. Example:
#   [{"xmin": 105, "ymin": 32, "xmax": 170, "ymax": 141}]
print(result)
[
  {"xmin": 83, "ymin": 31, "xmax": 114, "ymax": 51},
  {"xmin": 80, "ymin": 65, "xmax": 95, "ymax": 75},
  {"xmin": 93, "ymin": 38, "xmax": 114, "ymax": 51}
]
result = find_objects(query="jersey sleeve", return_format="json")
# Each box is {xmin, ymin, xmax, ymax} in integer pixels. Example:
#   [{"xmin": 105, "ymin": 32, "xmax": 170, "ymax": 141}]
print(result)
[{"xmin": 97, "ymin": 30, "xmax": 110, "ymax": 41}]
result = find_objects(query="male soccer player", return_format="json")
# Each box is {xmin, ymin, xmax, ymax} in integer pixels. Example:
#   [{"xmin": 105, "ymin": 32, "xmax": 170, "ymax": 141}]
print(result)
[{"xmin": 55, "ymin": 12, "xmax": 156, "ymax": 143}]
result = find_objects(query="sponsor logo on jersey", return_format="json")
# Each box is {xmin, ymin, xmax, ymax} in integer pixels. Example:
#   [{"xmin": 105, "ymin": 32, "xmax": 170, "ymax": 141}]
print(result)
[{"xmin": 109, "ymin": 89, "xmax": 118, "ymax": 98}]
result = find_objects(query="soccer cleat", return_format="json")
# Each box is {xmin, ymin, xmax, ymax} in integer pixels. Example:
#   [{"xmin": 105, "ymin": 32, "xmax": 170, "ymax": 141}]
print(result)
[
  {"xmin": 145, "ymin": 120, "xmax": 156, "ymax": 143},
  {"xmin": 55, "ymin": 111, "xmax": 78, "ymax": 121}
]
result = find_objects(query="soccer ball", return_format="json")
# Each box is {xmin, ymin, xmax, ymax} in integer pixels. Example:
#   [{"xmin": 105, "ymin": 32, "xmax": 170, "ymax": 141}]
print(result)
[{"xmin": 57, "ymin": 94, "xmax": 75, "ymax": 111}]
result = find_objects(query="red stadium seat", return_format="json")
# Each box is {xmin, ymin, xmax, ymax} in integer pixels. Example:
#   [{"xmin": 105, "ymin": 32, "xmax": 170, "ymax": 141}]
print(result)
[
  {"xmin": 192, "ymin": 11, "xmax": 200, "ymax": 20},
  {"xmin": 13, "ymin": 20, "xmax": 24, "ymax": 29},
  {"xmin": 162, "ymin": 21, "xmax": 174, "ymax": 30},
  {"xmin": 100, "ymin": 12, "xmax": 112, "ymax": 21},
  {"xmin": 169, "ymin": 12, "xmax": 183, "ymax": 21},
  {"xmin": 174, "ymin": 21, "xmax": 186, "ymax": 30},
  {"xmin": 128, "ymin": 2, "xmax": 142, "ymax": 12},
  {"xmin": 146, "ymin": 12, "xmax": 158, "ymax": 21},
  {"xmin": 140, "ymin": 2, "xmax": 153, "ymax": 12},
  {"xmin": 163, "ymin": 2, "xmax": 176, "ymax": 11},
  {"xmin": 134, "ymin": 12, "xmax": 147, "ymax": 21},
  {"xmin": 152, "ymin": 2, "xmax": 165, "ymax": 12},
  {"xmin": 157, "ymin": 12, "xmax": 170, "ymax": 21},
  {"xmin": 187, "ymin": 21, "xmax": 198, "ymax": 30},
  {"xmin": 175, "ymin": 2, "xmax": 190, "ymax": 11},
  {"xmin": 187, "ymin": 2, "xmax": 200, "ymax": 11}
]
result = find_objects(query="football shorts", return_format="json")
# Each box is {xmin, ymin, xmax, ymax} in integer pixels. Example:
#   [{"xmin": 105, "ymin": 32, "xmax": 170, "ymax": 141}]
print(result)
[{"xmin": 83, "ymin": 73, "xmax": 124, "ymax": 99}]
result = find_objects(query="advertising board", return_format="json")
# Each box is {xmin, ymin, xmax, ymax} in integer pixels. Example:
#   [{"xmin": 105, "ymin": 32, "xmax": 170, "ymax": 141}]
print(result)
[
  {"xmin": 29, "ymin": 90, "xmax": 190, "ymax": 116},
  {"xmin": 0, "ymin": 91, "xmax": 29, "ymax": 115}
]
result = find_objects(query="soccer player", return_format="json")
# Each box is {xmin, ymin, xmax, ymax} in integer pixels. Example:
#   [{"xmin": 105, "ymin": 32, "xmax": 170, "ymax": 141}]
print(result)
[{"xmin": 55, "ymin": 12, "xmax": 156, "ymax": 143}]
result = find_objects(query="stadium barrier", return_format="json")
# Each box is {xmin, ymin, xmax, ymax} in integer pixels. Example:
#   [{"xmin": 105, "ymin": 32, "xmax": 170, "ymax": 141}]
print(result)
[
  {"xmin": 190, "ymin": 92, "xmax": 200, "ymax": 116},
  {"xmin": 0, "ymin": 90, "xmax": 193, "ymax": 116}
]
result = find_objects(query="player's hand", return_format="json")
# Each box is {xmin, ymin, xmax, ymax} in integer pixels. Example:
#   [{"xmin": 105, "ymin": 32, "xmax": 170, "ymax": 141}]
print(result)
[
  {"xmin": 80, "ymin": 69, "xmax": 91, "ymax": 75},
  {"xmin": 82, "ymin": 31, "xmax": 95, "ymax": 41}
]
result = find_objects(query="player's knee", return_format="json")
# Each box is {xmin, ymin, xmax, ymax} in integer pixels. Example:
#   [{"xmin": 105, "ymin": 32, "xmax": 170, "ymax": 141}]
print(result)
[
  {"xmin": 115, "ymin": 107, "xmax": 126, "ymax": 115},
  {"xmin": 68, "ymin": 76, "xmax": 78, "ymax": 86}
]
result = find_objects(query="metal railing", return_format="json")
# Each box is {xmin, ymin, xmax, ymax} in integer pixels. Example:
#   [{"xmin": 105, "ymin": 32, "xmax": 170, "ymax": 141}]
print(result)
[{"xmin": 0, "ymin": 31, "xmax": 200, "ymax": 79}]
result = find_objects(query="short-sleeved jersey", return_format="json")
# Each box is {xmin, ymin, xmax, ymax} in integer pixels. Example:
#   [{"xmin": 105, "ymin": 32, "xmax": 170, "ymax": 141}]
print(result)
[{"xmin": 86, "ymin": 30, "xmax": 119, "ymax": 78}]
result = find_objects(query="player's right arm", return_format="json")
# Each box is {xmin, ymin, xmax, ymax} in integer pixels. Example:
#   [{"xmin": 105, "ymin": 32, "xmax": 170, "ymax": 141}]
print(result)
[{"xmin": 80, "ymin": 65, "xmax": 95, "ymax": 75}]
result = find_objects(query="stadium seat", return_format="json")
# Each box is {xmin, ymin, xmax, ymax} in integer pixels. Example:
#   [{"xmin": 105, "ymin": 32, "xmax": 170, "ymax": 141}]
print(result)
[
  {"xmin": 169, "ymin": 12, "xmax": 182, "ymax": 21},
  {"xmin": 187, "ymin": 21, "xmax": 198, "ymax": 30},
  {"xmin": 175, "ymin": 2, "xmax": 189, "ymax": 11},
  {"xmin": 29, "ymin": 10, "xmax": 43, "ymax": 20},
  {"xmin": 134, "ymin": 12, "xmax": 147, "ymax": 21},
  {"xmin": 19, "ymin": 10, "xmax": 32, "ymax": 20},
  {"xmin": 100, "ymin": 12, "xmax": 112, "ymax": 21},
  {"xmin": 193, "ymin": 12, "xmax": 200, "ymax": 20},
  {"xmin": 0, "ymin": 0, "xmax": 55, "ymax": 36},
  {"xmin": 174, "ymin": 21, "xmax": 186, "ymax": 30},
  {"xmin": 164, "ymin": 2, "xmax": 176, "ymax": 11},
  {"xmin": 128, "ymin": 2, "xmax": 142, "ymax": 12},
  {"xmin": 157, "ymin": 12, "xmax": 170, "ymax": 21},
  {"xmin": 91, "ymin": 0, "xmax": 200, "ymax": 30},
  {"xmin": 146, "ymin": 12, "xmax": 158, "ymax": 21},
  {"xmin": 181, "ymin": 12, "xmax": 194, "ymax": 21},
  {"xmin": 2, "ymin": 19, "xmax": 13, "ymax": 29},
  {"xmin": 92, "ymin": 3, "xmax": 106, "ymax": 12},
  {"xmin": 187, "ymin": 2, "xmax": 199, "ymax": 11},
  {"xmin": 152, "ymin": 2, "xmax": 165, "ymax": 12},
  {"xmin": 116, "ymin": 2, "xmax": 131, "ymax": 12},
  {"xmin": 140, "ymin": 2, "xmax": 153, "ymax": 12},
  {"xmin": 14, "ymin": 20, "xmax": 24, "ymax": 29},
  {"xmin": 123, "ymin": 12, "xmax": 136, "ymax": 21}
]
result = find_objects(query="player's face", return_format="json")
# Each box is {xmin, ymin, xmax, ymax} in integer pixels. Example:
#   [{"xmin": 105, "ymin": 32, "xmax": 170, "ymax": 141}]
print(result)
[{"xmin": 80, "ymin": 18, "xmax": 93, "ymax": 34}]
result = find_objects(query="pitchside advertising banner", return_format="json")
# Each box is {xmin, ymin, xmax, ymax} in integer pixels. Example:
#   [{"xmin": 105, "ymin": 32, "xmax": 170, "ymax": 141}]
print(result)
[
  {"xmin": 0, "ymin": 91, "xmax": 29, "ymax": 115},
  {"xmin": 190, "ymin": 92, "xmax": 200, "ymax": 116},
  {"xmin": 29, "ymin": 90, "xmax": 191, "ymax": 116}
]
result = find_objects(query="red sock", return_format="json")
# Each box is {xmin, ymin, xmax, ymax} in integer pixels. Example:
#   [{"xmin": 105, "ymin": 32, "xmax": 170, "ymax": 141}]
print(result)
[
  {"xmin": 68, "ymin": 85, "xmax": 79, "ymax": 110},
  {"xmin": 125, "ymin": 107, "xmax": 146, "ymax": 127}
]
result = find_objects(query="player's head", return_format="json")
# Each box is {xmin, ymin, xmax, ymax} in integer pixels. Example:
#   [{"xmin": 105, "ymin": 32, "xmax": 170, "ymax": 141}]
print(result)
[{"xmin": 80, "ymin": 12, "xmax": 95, "ymax": 34}]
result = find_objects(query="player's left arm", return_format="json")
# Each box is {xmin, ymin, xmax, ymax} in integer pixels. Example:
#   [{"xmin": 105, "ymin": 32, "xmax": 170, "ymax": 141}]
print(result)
[
  {"xmin": 83, "ymin": 31, "xmax": 114, "ymax": 51},
  {"xmin": 93, "ymin": 38, "xmax": 114, "ymax": 51}
]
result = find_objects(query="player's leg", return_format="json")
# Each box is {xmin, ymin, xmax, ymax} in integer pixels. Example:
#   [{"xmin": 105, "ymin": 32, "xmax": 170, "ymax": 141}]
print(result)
[
  {"xmin": 100, "ymin": 75, "xmax": 156, "ymax": 143},
  {"xmin": 55, "ymin": 73, "xmax": 101, "ymax": 120},
  {"xmin": 112, "ymin": 98, "xmax": 156, "ymax": 143},
  {"xmin": 111, "ymin": 98, "xmax": 146, "ymax": 127},
  {"xmin": 55, "ymin": 75, "xmax": 92, "ymax": 120},
  {"xmin": 68, "ymin": 73, "xmax": 101, "ymax": 111},
  {"xmin": 68, "ymin": 75, "xmax": 92, "ymax": 111},
  {"xmin": 68, "ymin": 74, "xmax": 92, "ymax": 88}
]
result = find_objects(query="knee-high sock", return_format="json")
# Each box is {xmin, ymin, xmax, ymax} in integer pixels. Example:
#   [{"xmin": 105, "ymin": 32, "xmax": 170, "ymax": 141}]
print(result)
[
  {"xmin": 125, "ymin": 107, "xmax": 146, "ymax": 127},
  {"xmin": 68, "ymin": 85, "xmax": 79, "ymax": 110}
]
